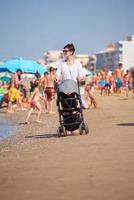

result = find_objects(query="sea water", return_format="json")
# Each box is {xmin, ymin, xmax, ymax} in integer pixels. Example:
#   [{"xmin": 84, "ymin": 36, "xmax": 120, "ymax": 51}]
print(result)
[{"xmin": 0, "ymin": 118, "xmax": 12, "ymax": 141}]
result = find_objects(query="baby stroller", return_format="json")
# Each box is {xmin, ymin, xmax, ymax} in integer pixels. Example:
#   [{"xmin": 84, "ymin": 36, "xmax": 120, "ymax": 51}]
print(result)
[{"xmin": 57, "ymin": 79, "xmax": 89, "ymax": 136}]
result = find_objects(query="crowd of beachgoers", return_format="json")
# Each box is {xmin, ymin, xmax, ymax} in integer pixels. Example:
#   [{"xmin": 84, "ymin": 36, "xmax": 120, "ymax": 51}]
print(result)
[{"xmin": 0, "ymin": 63, "xmax": 134, "ymax": 124}]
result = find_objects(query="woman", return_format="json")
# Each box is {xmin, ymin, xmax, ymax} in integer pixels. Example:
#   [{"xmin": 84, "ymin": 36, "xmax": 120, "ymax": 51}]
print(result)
[{"xmin": 56, "ymin": 43, "xmax": 85, "ymax": 83}]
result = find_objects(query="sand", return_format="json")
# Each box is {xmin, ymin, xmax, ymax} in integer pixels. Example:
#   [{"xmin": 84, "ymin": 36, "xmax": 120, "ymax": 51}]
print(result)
[{"xmin": 0, "ymin": 92, "xmax": 134, "ymax": 200}]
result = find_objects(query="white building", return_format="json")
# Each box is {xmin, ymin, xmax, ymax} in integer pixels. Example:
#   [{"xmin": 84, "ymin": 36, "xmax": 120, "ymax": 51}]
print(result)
[
  {"xmin": 96, "ymin": 35, "xmax": 134, "ymax": 71},
  {"xmin": 115, "ymin": 36, "xmax": 134, "ymax": 70},
  {"xmin": 44, "ymin": 51, "xmax": 62, "ymax": 64}
]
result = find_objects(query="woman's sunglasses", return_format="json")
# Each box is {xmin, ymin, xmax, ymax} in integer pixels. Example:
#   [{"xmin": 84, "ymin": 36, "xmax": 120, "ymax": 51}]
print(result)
[{"xmin": 63, "ymin": 49, "xmax": 70, "ymax": 53}]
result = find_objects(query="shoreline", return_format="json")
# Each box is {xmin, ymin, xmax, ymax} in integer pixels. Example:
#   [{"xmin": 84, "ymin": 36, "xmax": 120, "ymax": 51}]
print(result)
[
  {"xmin": 0, "ymin": 117, "xmax": 12, "ymax": 141},
  {"xmin": 0, "ymin": 104, "xmax": 59, "ymax": 150},
  {"xmin": 0, "ymin": 92, "xmax": 134, "ymax": 148}
]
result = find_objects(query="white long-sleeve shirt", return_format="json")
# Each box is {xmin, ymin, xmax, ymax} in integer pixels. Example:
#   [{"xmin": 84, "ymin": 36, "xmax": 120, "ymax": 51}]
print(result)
[{"xmin": 56, "ymin": 59, "xmax": 85, "ymax": 82}]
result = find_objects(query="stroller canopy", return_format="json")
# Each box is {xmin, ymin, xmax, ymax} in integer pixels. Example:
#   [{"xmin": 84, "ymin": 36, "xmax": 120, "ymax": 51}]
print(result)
[{"xmin": 58, "ymin": 79, "xmax": 79, "ymax": 95}]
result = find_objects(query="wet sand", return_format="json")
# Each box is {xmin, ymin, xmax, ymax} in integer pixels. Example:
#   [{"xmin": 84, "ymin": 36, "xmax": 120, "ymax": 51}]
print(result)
[{"xmin": 0, "ymin": 93, "xmax": 134, "ymax": 200}]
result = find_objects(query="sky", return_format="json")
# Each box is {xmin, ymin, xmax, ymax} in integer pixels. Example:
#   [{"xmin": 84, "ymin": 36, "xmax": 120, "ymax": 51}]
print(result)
[{"xmin": 0, "ymin": 0, "xmax": 134, "ymax": 61}]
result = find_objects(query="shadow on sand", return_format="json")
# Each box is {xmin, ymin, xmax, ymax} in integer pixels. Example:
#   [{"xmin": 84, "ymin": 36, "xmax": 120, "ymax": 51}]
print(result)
[
  {"xmin": 25, "ymin": 133, "xmax": 59, "ymax": 139},
  {"xmin": 119, "ymin": 98, "xmax": 130, "ymax": 101},
  {"xmin": 25, "ymin": 132, "xmax": 79, "ymax": 139},
  {"xmin": 117, "ymin": 122, "xmax": 134, "ymax": 126}
]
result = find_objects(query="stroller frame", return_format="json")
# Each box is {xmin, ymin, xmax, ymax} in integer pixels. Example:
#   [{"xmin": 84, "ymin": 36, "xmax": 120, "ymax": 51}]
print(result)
[{"xmin": 57, "ymin": 80, "xmax": 89, "ymax": 136}]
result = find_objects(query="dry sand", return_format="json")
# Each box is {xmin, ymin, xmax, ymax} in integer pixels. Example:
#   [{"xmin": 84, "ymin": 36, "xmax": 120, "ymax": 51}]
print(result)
[{"xmin": 0, "ymin": 92, "xmax": 134, "ymax": 200}]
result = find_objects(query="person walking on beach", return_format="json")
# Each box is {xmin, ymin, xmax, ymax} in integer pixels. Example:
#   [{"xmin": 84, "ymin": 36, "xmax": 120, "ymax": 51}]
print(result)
[
  {"xmin": 7, "ymin": 82, "xmax": 24, "ymax": 113},
  {"xmin": 114, "ymin": 63, "xmax": 124, "ymax": 95},
  {"xmin": 104, "ymin": 69, "xmax": 111, "ymax": 96},
  {"xmin": 123, "ymin": 69, "xmax": 131, "ymax": 97},
  {"xmin": 56, "ymin": 43, "xmax": 85, "ymax": 83},
  {"xmin": 130, "ymin": 67, "xmax": 134, "ymax": 95},
  {"xmin": 56, "ymin": 43, "xmax": 87, "ymax": 107},
  {"xmin": 45, "ymin": 67, "xmax": 57, "ymax": 114},
  {"xmin": 11, "ymin": 69, "xmax": 28, "ymax": 104},
  {"xmin": 56, "ymin": 43, "xmax": 86, "ymax": 135},
  {"xmin": 11, "ymin": 69, "xmax": 23, "ymax": 88},
  {"xmin": 99, "ymin": 73, "xmax": 105, "ymax": 95},
  {"xmin": 25, "ymin": 80, "xmax": 42, "ymax": 124}
]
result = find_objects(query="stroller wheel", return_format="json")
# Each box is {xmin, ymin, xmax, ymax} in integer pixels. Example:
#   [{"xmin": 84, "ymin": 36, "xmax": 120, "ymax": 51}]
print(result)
[
  {"xmin": 57, "ymin": 126, "xmax": 67, "ymax": 137},
  {"xmin": 83, "ymin": 122, "xmax": 89, "ymax": 134},
  {"xmin": 79, "ymin": 122, "xmax": 89, "ymax": 135},
  {"xmin": 56, "ymin": 99, "xmax": 59, "ymax": 106},
  {"xmin": 57, "ymin": 127, "xmax": 62, "ymax": 136},
  {"xmin": 79, "ymin": 123, "xmax": 84, "ymax": 135}
]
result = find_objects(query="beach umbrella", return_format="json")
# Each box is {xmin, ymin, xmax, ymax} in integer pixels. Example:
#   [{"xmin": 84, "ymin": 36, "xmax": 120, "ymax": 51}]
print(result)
[{"xmin": 0, "ymin": 58, "xmax": 48, "ymax": 74}]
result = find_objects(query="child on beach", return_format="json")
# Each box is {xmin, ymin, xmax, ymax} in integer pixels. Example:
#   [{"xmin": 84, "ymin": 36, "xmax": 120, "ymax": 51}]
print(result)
[
  {"xmin": 40, "ymin": 72, "xmax": 48, "ymax": 112},
  {"xmin": 25, "ymin": 80, "xmax": 42, "ymax": 124},
  {"xmin": 85, "ymin": 82, "xmax": 97, "ymax": 109}
]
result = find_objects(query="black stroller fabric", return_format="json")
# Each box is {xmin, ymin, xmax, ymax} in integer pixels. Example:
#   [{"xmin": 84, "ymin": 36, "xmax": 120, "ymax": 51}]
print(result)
[{"xmin": 57, "ymin": 79, "xmax": 82, "ymax": 132}]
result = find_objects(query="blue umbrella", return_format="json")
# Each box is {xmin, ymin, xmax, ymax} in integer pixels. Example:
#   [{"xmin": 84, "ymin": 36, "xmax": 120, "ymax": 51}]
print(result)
[{"xmin": 0, "ymin": 58, "xmax": 47, "ymax": 74}]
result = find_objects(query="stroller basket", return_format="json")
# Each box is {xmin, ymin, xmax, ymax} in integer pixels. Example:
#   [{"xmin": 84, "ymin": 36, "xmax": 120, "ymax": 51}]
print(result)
[{"xmin": 62, "ymin": 111, "xmax": 81, "ymax": 131}]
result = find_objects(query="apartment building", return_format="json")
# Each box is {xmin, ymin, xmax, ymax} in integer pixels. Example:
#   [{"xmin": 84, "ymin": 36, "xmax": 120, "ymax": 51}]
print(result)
[
  {"xmin": 115, "ymin": 36, "xmax": 134, "ymax": 70},
  {"xmin": 96, "ymin": 35, "xmax": 134, "ymax": 71},
  {"xmin": 44, "ymin": 51, "xmax": 62, "ymax": 65}
]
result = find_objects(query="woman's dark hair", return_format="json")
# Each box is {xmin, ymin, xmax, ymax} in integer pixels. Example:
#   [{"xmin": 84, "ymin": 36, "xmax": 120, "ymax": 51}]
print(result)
[
  {"xmin": 35, "ymin": 71, "xmax": 41, "ymax": 79},
  {"xmin": 49, "ymin": 67, "xmax": 56, "ymax": 72},
  {"xmin": 63, "ymin": 43, "xmax": 75, "ymax": 55},
  {"xmin": 30, "ymin": 80, "xmax": 39, "ymax": 92}
]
